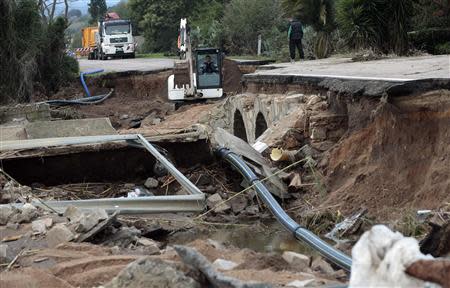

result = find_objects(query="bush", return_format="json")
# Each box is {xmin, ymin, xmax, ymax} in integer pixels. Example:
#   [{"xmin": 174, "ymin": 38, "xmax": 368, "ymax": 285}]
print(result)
[
  {"xmin": 221, "ymin": 0, "xmax": 286, "ymax": 55},
  {"xmin": 336, "ymin": 0, "xmax": 412, "ymax": 55},
  {"xmin": 408, "ymin": 28, "xmax": 450, "ymax": 53},
  {"xmin": 435, "ymin": 42, "xmax": 450, "ymax": 54}
]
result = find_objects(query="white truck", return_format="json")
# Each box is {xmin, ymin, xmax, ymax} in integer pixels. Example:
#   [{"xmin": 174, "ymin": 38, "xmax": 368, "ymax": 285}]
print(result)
[{"xmin": 88, "ymin": 12, "xmax": 135, "ymax": 60}]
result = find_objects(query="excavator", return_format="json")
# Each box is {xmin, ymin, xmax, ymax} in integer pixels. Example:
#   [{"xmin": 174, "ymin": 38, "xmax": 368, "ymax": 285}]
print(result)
[{"xmin": 168, "ymin": 19, "xmax": 224, "ymax": 101}]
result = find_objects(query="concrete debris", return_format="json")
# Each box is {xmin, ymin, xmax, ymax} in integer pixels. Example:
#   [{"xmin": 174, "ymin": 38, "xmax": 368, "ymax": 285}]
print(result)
[
  {"xmin": 0, "ymin": 206, "xmax": 14, "ymax": 225},
  {"xmin": 286, "ymin": 279, "xmax": 315, "ymax": 287},
  {"xmin": 306, "ymin": 95, "xmax": 322, "ymax": 107},
  {"xmin": 212, "ymin": 258, "xmax": 239, "ymax": 271},
  {"xmin": 136, "ymin": 238, "xmax": 161, "ymax": 255},
  {"xmin": 104, "ymin": 257, "xmax": 200, "ymax": 288},
  {"xmin": 47, "ymin": 224, "xmax": 75, "ymax": 247},
  {"xmin": 75, "ymin": 209, "xmax": 108, "ymax": 233},
  {"xmin": 105, "ymin": 226, "xmax": 141, "ymax": 248},
  {"xmin": 282, "ymin": 251, "xmax": 310, "ymax": 271},
  {"xmin": 76, "ymin": 212, "xmax": 118, "ymax": 243},
  {"xmin": 174, "ymin": 245, "xmax": 272, "ymax": 288},
  {"xmin": 31, "ymin": 218, "xmax": 53, "ymax": 234},
  {"xmin": 9, "ymin": 203, "xmax": 40, "ymax": 224},
  {"xmin": 1, "ymin": 181, "xmax": 32, "ymax": 204},
  {"xmin": 349, "ymin": 225, "xmax": 433, "ymax": 288},
  {"xmin": 207, "ymin": 193, "xmax": 231, "ymax": 213},
  {"xmin": 229, "ymin": 195, "xmax": 248, "ymax": 214},
  {"xmin": 311, "ymin": 257, "xmax": 334, "ymax": 275},
  {"xmin": 64, "ymin": 205, "xmax": 84, "ymax": 223},
  {"xmin": 143, "ymin": 177, "xmax": 159, "ymax": 189}
]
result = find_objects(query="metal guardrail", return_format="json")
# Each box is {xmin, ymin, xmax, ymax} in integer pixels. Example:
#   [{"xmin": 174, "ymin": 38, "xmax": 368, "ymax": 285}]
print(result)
[{"xmin": 1, "ymin": 134, "xmax": 205, "ymax": 214}]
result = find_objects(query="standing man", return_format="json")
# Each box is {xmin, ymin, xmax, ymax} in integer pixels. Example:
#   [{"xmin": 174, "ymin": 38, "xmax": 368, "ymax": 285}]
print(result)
[{"xmin": 288, "ymin": 17, "xmax": 305, "ymax": 63}]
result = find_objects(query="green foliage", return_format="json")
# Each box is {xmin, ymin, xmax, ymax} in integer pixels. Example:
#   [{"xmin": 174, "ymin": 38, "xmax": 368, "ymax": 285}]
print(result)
[
  {"xmin": 108, "ymin": 0, "xmax": 130, "ymax": 19},
  {"xmin": 0, "ymin": 0, "xmax": 79, "ymax": 104},
  {"xmin": 221, "ymin": 0, "xmax": 286, "ymax": 55},
  {"xmin": 409, "ymin": 28, "xmax": 450, "ymax": 53},
  {"xmin": 190, "ymin": 0, "xmax": 224, "ymax": 48},
  {"xmin": 412, "ymin": 0, "xmax": 450, "ymax": 30},
  {"xmin": 336, "ymin": 0, "xmax": 412, "ymax": 55},
  {"xmin": 434, "ymin": 41, "xmax": 450, "ymax": 54},
  {"xmin": 336, "ymin": 0, "xmax": 385, "ymax": 50},
  {"xmin": 129, "ymin": 0, "xmax": 199, "ymax": 52},
  {"xmin": 88, "ymin": 0, "xmax": 107, "ymax": 24}
]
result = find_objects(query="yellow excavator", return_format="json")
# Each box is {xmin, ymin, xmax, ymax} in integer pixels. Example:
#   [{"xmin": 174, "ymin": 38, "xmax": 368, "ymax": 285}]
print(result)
[{"xmin": 168, "ymin": 18, "xmax": 224, "ymax": 101}]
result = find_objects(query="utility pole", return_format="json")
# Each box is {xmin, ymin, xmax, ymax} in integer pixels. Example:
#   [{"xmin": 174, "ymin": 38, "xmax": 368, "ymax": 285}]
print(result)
[{"xmin": 257, "ymin": 35, "xmax": 262, "ymax": 56}]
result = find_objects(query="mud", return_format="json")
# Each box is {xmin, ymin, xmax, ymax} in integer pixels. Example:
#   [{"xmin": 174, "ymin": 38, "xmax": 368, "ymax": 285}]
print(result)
[{"xmin": 322, "ymin": 90, "xmax": 450, "ymax": 221}]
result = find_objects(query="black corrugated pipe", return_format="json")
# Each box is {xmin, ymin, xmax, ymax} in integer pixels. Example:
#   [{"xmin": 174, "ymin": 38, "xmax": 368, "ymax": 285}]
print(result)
[{"xmin": 216, "ymin": 147, "xmax": 352, "ymax": 272}]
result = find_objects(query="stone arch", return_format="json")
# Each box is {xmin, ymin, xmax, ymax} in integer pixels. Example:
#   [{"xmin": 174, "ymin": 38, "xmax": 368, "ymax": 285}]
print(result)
[
  {"xmin": 254, "ymin": 112, "xmax": 268, "ymax": 139},
  {"xmin": 233, "ymin": 109, "xmax": 248, "ymax": 142}
]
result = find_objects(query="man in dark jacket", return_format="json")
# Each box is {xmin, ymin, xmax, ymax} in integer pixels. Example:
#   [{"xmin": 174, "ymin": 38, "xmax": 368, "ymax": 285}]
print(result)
[{"xmin": 288, "ymin": 18, "xmax": 305, "ymax": 63}]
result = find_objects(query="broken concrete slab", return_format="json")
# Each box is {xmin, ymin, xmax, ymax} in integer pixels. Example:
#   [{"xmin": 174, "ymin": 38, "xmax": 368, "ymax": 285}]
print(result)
[
  {"xmin": 32, "ymin": 218, "xmax": 53, "ymax": 234},
  {"xmin": 0, "ymin": 103, "xmax": 51, "ymax": 124},
  {"xmin": 47, "ymin": 224, "xmax": 75, "ymax": 247},
  {"xmin": 0, "ymin": 206, "xmax": 14, "ymax": 225},
  {"xmin": 207, "ymin": 193, "xmax": 231, "ymax": 213},
  {"xmin": 0, "ymin": 126, "xmax": 27, "ymax": 141},
  {"xmin": 282, "ymin": 251, "xmax": 310, "ymax": 271},
  {"xmin": 25, "ymin": 118, "xmax": 117, "ymax": 139}
]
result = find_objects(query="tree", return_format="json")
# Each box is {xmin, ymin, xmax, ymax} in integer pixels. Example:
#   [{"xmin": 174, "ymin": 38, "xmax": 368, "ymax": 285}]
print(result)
[
  {"xmin": 109, "ymin": 0, "xmax": 130, "ymax": 19},
  {"xmin": 221, "ymin": 0, "xmax": 286, "ymax": 55},
  {"xmin": 336, "ymin": 0, "xmax": 412, "ymax": 55},
  {"xmin": 129, "ymin": 0, "xmax": 199, "ymax": 52},
  {"xmin": 88, "ymin": 0, "xmax": 107, "ymax": 24},
  {"xmin": 68, "ymin": 8, "xmax": 82, "ymax": 18}
]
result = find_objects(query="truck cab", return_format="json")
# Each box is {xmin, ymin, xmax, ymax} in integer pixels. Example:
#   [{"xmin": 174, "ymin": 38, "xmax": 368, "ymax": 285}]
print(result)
[{"xmin": 96, "ymin": 18, "xmax": 135, "ymax": 59}]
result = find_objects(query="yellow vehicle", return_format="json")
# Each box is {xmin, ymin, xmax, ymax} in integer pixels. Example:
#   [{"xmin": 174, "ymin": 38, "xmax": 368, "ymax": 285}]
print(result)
[{"xmin": 82, "ymin": 27, "xmax": 98, "ymax": 59}]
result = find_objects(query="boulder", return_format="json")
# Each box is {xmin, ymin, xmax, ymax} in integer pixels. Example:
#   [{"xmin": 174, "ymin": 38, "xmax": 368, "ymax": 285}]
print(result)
[
  {"xmin": 212, "ymin": 259, "xmax": 239, "ymax": 271},
  {"xmin": 144, "ymin": 177, "xmax": 159, "ymax": 189},
  {"xmin": 104, "ymin": 257, "xmax": 200, "ymax": 288},
  {"xmin": 207, "ymin": 193, "xmax": 230, "ymax": 213},
  {"xmin": 47, "ymin": 224, "xmax": 75, "ymax": 247},
  {"xmin": 0, "ymin": 206, "xmax": 14, "ymax": 225},
  {"xmin": 282, "ymin": 251, "xmax": 310, "ymax": 271}
]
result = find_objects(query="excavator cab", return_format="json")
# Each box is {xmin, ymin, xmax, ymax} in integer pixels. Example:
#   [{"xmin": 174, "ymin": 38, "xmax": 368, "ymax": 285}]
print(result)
[{"xmin": 168, "ymin": 19, "xmax": 223, "ymax": 101}]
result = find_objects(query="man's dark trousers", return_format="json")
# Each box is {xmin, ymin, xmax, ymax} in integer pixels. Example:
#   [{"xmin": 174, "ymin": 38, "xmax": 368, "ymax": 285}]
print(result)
[{"xmin": 289, "ymin": 38, "xmax": 304, "ymax": 60}]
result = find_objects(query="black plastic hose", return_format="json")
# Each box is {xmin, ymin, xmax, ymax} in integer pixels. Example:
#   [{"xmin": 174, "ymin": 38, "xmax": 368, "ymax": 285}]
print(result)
[
  {"xmin": 216, "ymin": 148, "xmax": 352, "ymax": 271},
  {"xmin": 43, "ymin": 89, "xmax": 114, "ymax": 106}
]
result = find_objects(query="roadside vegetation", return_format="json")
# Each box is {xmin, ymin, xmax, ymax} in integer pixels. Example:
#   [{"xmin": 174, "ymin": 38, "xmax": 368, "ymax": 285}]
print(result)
[{"xmin": 1, "ymin": 0, "xmax": 449, "ymax": 105}]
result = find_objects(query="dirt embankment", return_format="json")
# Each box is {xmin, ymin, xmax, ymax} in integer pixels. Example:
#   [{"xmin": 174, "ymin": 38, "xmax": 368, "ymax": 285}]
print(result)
[{"xmin": 323, "ymin": 90, "xmax": 450, "ymax": 221}]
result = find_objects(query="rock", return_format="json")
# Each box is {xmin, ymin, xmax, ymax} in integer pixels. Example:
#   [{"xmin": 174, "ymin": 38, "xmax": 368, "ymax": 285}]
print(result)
[
  {"xmin": 119, "ymin": 114, "xmax": 129, "ymax": 120},
  {"xmin": 212, "ymin": 258, "xmax": 239, "ymax": 271},
  {"xmin": 75, "ymin": 208, "xmax": 108, "ymax": 233},
  {"xmin": 286, "ymin": 279, "xmax": 315, "ymax": 287},
  {"xmin": 311, "ymin": 257, "xmax": 334, "ymax": 275},
  {"xmin": 282, "ymin": 251, "xmax": 310, "ymax": 271},
  {"xmin": 31, "ymin": 218, "xmax": 53, "ymax": 234},
  {"xmin": 144, "ymin": 177, "xmax": 159, "ymax": 189},
  {"xmin": 0, "ymin": 206, "xmax": 14, "ymax": 225},
  {"xmin": 105, "ymin": 226, "xmax": 141, "ymax": 248},
  {"xmin": 152, "ymin": 118, "xmax": 161, "ymax": 125},
  {"xmin": 47, "ymin": 224, "xmax": 75, "ymax": 247},
  {"xmin": 10, "ymin": 203, "xmax": 39, "ymax": 224},
  {"xmin": 207, "ymin": 193, "xmax": 230, "ymax": 213},
  {"xmin": 64, "ymin": 205, "xmax": 83, "ymax": 223},
  {"xmin": 104, "ymin": 257, "xmax": 200, "ymax": 288},
  {"xmin": 310, "ymin": 127, "xmax": 327, "ymax": 141},
  {"xmin": 174, "ymin": 245, "xmax": 271, "ymax": 288},
  {"xmin": 229, "ymin": 195, "xmax": 248, "ymax": 214},
  {"xmin": 136, "ymin": 238, "xmax": 161, "ymax": 255},
  {"xmin": 6, "ymin": 222, "xmax": 19, "ymax": 230},
  {"xmin": 306, "ymin": 95, "xmax": 322, "ymax": 107}
]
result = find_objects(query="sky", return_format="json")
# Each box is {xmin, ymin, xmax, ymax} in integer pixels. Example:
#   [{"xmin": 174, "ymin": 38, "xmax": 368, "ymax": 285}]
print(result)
[{"xmin": 57, "ymin": 0, "xmax": 124, "ymax": 15}]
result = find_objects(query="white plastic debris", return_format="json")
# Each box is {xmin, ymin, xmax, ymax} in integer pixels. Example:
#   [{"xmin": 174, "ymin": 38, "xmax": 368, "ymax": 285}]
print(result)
[{"xmin": 349, "ymin": 225, "xmax": 433, "ymax": 288}]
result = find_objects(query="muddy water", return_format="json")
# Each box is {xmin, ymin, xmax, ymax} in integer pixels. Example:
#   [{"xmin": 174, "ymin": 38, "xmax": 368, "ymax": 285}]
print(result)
[{"xmin": 169, "ymin": 221, "xmax": 319, "ymax": 256}]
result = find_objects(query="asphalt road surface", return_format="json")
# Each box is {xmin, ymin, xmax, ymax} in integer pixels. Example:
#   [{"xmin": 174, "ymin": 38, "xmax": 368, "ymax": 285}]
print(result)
[
  {"xmin": 257, "ymin": 55, "xmax": 450, "ymax": 81},
  {"xmin": 78, "ymin": 58, "xmax": 175, "ymax": 73}
]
